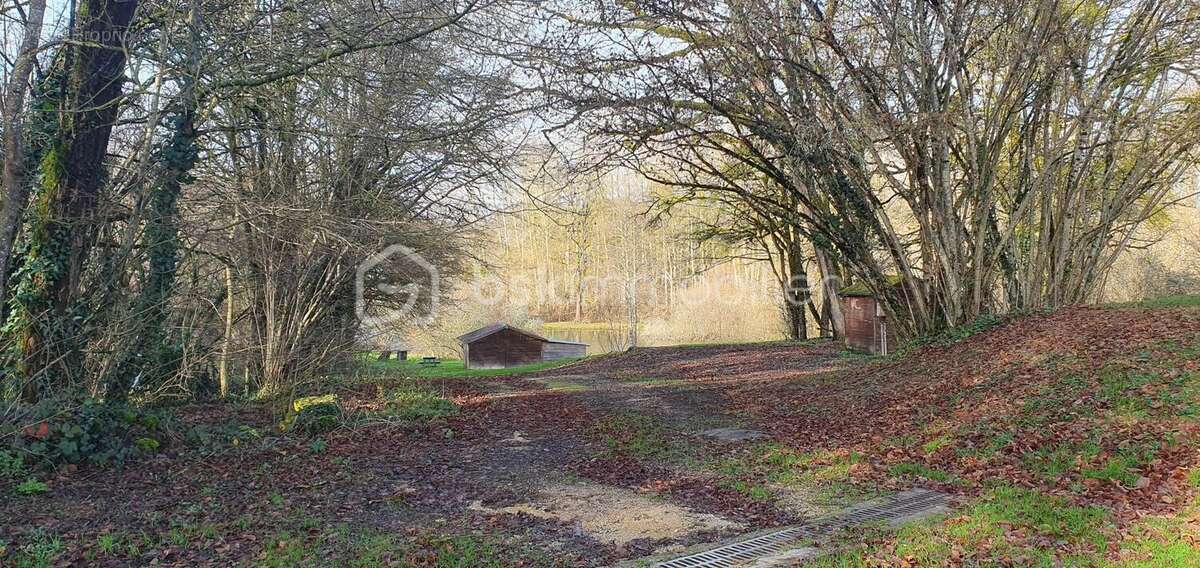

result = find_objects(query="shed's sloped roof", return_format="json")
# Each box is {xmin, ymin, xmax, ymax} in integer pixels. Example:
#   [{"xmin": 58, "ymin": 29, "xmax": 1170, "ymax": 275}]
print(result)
[
  {"xmin": 842, "ymin": 274, "xmax": 906, "ymax": 297},
  {"xmin": 546, "ymin": 339, "xmax": 588, "ymax": 346},
  {"xmin": 456, "ymin": 322, "xmax": 549, "ymax": 344}
]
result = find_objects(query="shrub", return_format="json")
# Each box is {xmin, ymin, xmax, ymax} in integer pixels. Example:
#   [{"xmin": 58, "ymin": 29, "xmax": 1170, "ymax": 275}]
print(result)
[
  {"xmin": 280, "ymin": 395, "xmax": 341, "ymax": 435},
  {"xmin": 899, "ymin": 313, "xmax": 1004, "ymax": 355},
  {"xmin": 184, "ymin": 422, "xmax": 261, "ymax": 449},
  {"xmin": 382, "ymin": 387, "xmax": 457, "ymax": 421},
  {"xmin": 6, "ymin": 400, "xmax": 170, "ymax": 470},
  {"xmin": 0, "ymin": 450, "xmax": 25, "ymax": 479},
  {"xmin": 15, "ymin": 478, "xmax": 49, "ymax": 495}
]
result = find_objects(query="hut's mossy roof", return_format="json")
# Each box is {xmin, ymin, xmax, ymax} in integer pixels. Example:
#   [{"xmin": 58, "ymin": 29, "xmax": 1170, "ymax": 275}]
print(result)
[{"xmin": 842, "ymin": 274, "xmax": 903, "ymax": 297}]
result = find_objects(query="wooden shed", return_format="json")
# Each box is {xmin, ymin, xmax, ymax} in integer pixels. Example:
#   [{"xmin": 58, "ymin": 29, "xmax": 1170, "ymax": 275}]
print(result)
[
  {"xmin": 840, "ymin": 287, "xmax": 898, "ymax": 356},
  {"xmin": 457, "ymin": 323, "xmax": 587, "ymax": 369}
]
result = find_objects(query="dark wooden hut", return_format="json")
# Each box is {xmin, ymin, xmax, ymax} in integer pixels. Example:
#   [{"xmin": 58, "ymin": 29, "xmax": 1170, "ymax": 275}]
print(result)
[
  {"xmin": 840, "ymin": 283, "xmax": 900, "ymax": 356},
  {"xmin": 457, "ymin": 323, "xmax": 587, "ymax": 369}
]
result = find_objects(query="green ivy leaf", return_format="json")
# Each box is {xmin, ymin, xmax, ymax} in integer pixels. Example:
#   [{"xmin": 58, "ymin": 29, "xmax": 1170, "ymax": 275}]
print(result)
[{"xmin": 56, "ymin": 439, "xmax": 78, "ymax": 460}]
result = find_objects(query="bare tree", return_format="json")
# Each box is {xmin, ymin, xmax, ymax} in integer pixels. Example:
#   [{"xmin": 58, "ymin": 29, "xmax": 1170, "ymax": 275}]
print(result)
[
  {"xmin": 1, "ymin": 0, "xmax": 541, "ymax": 403},
  {"xmin": 0, "ymin": 0, "xmax": 47, "ymax": 313},
  {"xmin": 542, "ymin": 0, "xmax": 1200, "ymax": 336}
]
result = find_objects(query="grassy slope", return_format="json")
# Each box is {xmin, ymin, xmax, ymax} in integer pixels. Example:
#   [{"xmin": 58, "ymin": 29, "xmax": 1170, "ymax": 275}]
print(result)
[
  {"xmin": 1111, "ymin": 294, "xmax": 1200, "ymax": 310},
  {"xmin": 559, "ymin": 297, "xmax": 1200, "ymax": 565},
  {"xmin": 727, "ymin": 299, "xmax": 1200, "ymax": 565}
]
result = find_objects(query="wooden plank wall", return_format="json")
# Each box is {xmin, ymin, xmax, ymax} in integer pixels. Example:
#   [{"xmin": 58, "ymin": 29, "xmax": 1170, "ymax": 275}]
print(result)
[
  {"xmin": 465, "ymin": 329, "xmax": 544, "ymax": 368},
  {"xmin": 841, "ymin": 296, "xmax": 896, "ymax": 355},
  {"xmin": 542, "ymin": 342, "xmax": 586, "ymax": 361}
]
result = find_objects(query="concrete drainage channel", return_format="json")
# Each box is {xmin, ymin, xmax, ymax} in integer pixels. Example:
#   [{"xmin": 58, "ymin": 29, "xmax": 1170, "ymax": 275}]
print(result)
[{"xmin": 649, "ymin": 489, "xmax": 953, "ymax": 568}]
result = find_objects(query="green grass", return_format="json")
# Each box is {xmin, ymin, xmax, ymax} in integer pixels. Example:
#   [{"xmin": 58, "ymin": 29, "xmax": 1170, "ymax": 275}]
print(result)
[
  {"xmin": 888, "ymin": 462, "xmax": 952, "ymax": 483},
  {"xmin": 919, "ymin": 338, "xmax": 1200, "ymax": 499},
  {"xmin": 1119, "ymin": 512, "xmax": 1200, "ymax": 567},
  {"xmin": 714, "ymin": 443, "xmax": 875, "ymax": 503},
  {"xmin": 1018, "ymin": 435, "xmax": 1101, "ymax": 482},
  {"xmin": 756, "ymin": 444, "xmax": 863, "ymax": 485},
  {"xmin": 1003, "ymin": 363, "xmax": 1183, "ymax": 489},
  {"xmin": 728, "ymin": 480, "xmax": 773, "ymax": 501},
  {"xmin": 921, "ymin": 434, "xmax": 953, "ymax": 455},
  {"xmin": 1099, "ymin": 369, "xmax": 1156, "ymax": 406},
  {"xmin": 1017, "ymin": 373, "xmax": 1093, "ymax": 426},
  {"xmin": 6, "ymin": 530, "xmax": 65, "ymax": 568},
  {"xmin": 1109, "ymin": 294, "xmax": 1200, "ymax": 309},
  {"xmin": 810, "ymin": 485, "xmax": 1112, "ymax": 566},
  {"xmin": 1082, "ymin": 454, "xmax": 1143, "ymax": 487},
  {"xmin": 812, "ymin": 485, "xmax": 1200, "ymax": 567},
  {"xmin": 835, "ymin": 348, "xmax": 878, "ymax": 362},
  {"xmin": 96, "ymin": 534, "xmax": 118, "ymax": 555},
  {"xmin": 592, "ymin": 413, "xmax": 679, "ymax": 459},
  {"xmin": 15, "ymin": 478, "xmax": 49, "ymax": 496},
  {"xmin": 17, "ymin": 502, "xmax": 561, "ymax": 567},
  {"xmin": 361, "ymin": 357, "xmax": 579, "ymax": 378},
  {"xmin": 981, "ymin": 430, "xmax": 1015, "ymax": 455},
  {"xmin": 256, "ymin": 525, "xmax": 545, "ymax": 567}
]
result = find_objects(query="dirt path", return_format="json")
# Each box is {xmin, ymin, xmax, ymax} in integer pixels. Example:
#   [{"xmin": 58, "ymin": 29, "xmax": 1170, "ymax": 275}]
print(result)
[
  {"xmin": 440, "ymin": 374, "xmax": 762, "ymax": 558},
  {"xmin": 420, "ymin": 343, "xmax": 864, "ymax": 561}
]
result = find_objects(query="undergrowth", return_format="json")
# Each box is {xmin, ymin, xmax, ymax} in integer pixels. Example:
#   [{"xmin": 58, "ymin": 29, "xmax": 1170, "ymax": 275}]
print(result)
[
  {"xmin": 3, "ymin": 400, "xmax": 169, "ymax": 472},
  {"xmin": 379, "ymin": 386, "xmax": 458, "ymax": 422},
  {"xmin": 897, "ymin": 313, "xmax": 1005, "ymax": 356}
]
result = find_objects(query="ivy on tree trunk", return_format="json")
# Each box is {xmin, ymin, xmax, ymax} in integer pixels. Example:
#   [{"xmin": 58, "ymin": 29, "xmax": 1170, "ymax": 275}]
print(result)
[
  {"xmin": 107, "ymin": 108, "xmax": 198, "ymax": 399},
  {"xmin": 2, "ymin": 0, "xmax": 140, "ymax": 400}
]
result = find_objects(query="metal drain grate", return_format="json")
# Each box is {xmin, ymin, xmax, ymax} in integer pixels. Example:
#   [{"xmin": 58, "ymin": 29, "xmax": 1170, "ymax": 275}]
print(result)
[
  {"xmin": 655, "ymin": 489, "xmax": 951, "ymax": 568},
  {"xmin": 654, "ymin": 526, "xmax": 804, "ymax": 568}
]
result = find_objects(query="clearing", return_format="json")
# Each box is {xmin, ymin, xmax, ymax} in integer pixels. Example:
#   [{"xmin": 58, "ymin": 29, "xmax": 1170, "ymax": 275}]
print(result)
[{"xmin": 3, "ymin": 301, "xmax": 1200, "ymax": 566}]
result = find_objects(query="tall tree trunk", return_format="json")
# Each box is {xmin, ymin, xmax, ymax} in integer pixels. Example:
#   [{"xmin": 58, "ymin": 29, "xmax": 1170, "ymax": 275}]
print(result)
[
  {"xmin": 10, "ymin": 0, "xmax": 140, "ymax": 399},
  {"xmin": 815, "ymin": 248, "xmax": 845, "ymax": 340},
  {"xmin": 781, "ymin": 232, "xmax": 809, "ymax": 340},
  {"xmin": 219, "ymin": 263, "xmax": 234, "ymax": 397},
  {"xmin": 573, "ymin": 259, "xmax": 584, "ymax": 321},
  {"xmin": 625, "ymin": 271, "xmax": 638, "ymax": 349},
  {"xmin": 58, "ymin": 0, "xmax": 141, "ymax": 301},
  {"xmin": 0, "ymin": 0, "xmax": 48, "ymax": 316}
]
